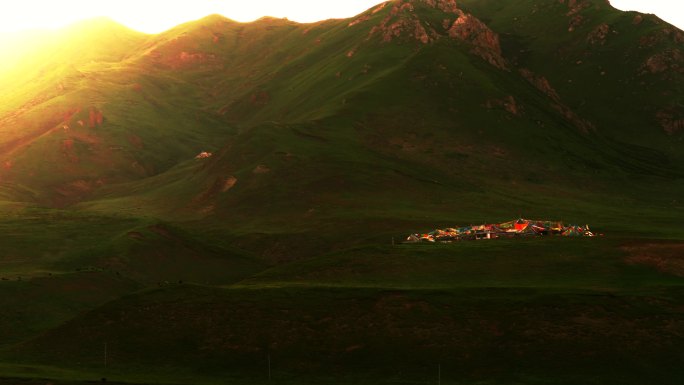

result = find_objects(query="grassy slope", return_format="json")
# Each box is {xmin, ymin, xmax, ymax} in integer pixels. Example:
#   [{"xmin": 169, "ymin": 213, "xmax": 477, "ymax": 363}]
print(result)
[
  {"xmin": 459, "ymin": 0, "xmax": 684, "ymax": 162},
  {"xmin": 1, "ymin": 0, "xmax": 682, "ymax": 209},
  {"xmin": 0, "ymin": 19, "xmax": 236, "ymax": 206},
  {"xmin": 3, "ymin": 241, "xmax": 684, "ymax": 385}
]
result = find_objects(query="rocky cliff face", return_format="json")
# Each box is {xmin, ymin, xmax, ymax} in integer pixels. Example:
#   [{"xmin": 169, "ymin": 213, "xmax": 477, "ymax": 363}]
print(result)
[
  {"xmin": 657, "ymin": 107, "xmax": 684, "ymax": 135},
  {"xmin": 363, "ymin": 0, "xmax": 506, "ymax": 69},
  {"xmin": 561, "ymin": 0, "xmax": 591, "ymax": 32},
  {"xmin": 642, "ymin": 49, "xmax": 683, "ymax": 76},
  {"xmin": 447, "ymin": 13, "xmax": 507, "ymax": 69},
  {"xmin": 424, "ymin": 0, "xmax": 460, "ymax": 14},
  {"xmin": 368, "ymin": 2, "xmax": 437, "ymax": 44},
  {"xmin": 587, "ymin": 23, "xmax": 610, "ymax": 45},
  {"xmin": 519, "ymin": 69, "xmax": 594, "ymax": 133}
]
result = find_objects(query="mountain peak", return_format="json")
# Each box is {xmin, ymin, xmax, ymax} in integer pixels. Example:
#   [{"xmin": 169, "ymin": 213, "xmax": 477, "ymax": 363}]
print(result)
[
  {"xmin": 374, "ymin": 0, "xmax": 460, "ymax": 12},
  {"xmin": 193, "ymin": 13, "xmax": 243, "ymax": 26},
  {"xmin": 352, "ymin": 0, "xmax": 506, "ymax": 68},
  {"xmin": 60, "ymin": 16, "xmax": 143, "ymax": 36},
  {"xmin": 421, "ymin": 0, "xmax": 460, "ymax": 14},
  {"xmin": 174, "ymin": 13, "xmax": 237, "ymax": 30},
  {"xmin": 254, "ymin": 16, "xmax": 291, "ymax": 22},
  {"xmin": 357, "ymin": 0, "xmax": 463, "ymax": 43}
]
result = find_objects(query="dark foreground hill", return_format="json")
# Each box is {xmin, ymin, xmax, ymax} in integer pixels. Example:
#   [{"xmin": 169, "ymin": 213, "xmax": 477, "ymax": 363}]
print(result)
[{"xmin": 0, "ymin": 1, "xmax": 683, "ymax": 384}]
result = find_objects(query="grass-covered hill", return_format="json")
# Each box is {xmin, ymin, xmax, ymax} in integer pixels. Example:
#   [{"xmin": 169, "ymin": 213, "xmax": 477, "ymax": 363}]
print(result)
[
  {"xmin": 0, "ymin": 1, "xmax": 682, "ymax": 384},
  {"xmin": 76, "ymin": 0, "xmax": 684, "ymax": 255},
  {"xmin": 1, "ymin": 0, "xmax": 683, "ymax": 210}
]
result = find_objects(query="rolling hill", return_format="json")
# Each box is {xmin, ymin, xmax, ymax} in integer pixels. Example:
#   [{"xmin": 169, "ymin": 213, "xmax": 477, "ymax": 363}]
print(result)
[{"xmin": 0, "ymin": 0, "xmax": 682, "ymax": 384}]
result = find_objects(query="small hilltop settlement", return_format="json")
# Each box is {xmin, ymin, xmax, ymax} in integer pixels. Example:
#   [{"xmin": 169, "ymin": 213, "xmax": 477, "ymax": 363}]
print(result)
[{"xmin": 406, "ymin": 218, "xmax": 596, "ymax": 243}]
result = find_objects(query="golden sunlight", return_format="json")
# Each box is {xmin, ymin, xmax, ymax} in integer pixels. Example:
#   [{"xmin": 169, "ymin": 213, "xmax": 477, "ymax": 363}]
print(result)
[
  {"xmin": 0, "ymin": 0, "xmax": 681, "ymax": 42},
  {"xmin": 0, "ymin": 0, "xmax": 387, "ymax": 34}
]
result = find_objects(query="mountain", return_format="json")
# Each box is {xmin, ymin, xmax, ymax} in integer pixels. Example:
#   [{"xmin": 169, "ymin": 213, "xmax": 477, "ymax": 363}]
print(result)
[
  {"xmin": 75, "ymin": 0, "xmax": 684, "ymax": 253},
  {"xmin": 0, "ymin": 1, "xmax": 683, "ymax": 384},
  {"xmin": 1, "ymin": 0, "xmax": 682, "ymax": 208}
]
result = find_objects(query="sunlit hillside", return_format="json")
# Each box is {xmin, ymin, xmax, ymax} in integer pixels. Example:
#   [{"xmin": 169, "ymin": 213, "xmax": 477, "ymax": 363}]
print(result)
[{"xmin": 0, "ymin": 1, "xmax": 682, "ymax": 384}]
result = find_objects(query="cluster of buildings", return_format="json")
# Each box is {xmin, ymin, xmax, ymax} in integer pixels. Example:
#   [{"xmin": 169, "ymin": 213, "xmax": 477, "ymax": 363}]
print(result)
[{"xmin": 406, "ymin": 218, "xmax": 596, "ymax": 243}]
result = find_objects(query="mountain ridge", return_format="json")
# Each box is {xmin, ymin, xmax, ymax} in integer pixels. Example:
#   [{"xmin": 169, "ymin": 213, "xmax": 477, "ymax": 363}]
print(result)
[{"xmin": 0, "ymin": 0, "xmax": 681, "ymax": 210}]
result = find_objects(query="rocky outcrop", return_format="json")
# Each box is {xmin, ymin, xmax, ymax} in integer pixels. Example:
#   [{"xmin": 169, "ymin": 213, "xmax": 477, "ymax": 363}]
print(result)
[
  {"xmin": 502, "ymin": 96, "xmax": 521, "ymax": 116},
  {"xmin": 253, "ymin": 165, "xmax": 271, "ymax": 174},
  {"xmin": 657, "ymin": 108, "xmax": 684, "ymax": 135},
  {"xmin": 448, "ymin": 13, "xmax": 507, "ymax": 69},
  {"xmin": 551, "ymin": 104, "xmax": 594, "ymax": 133},
  {"xmin": 669, "ymin": 29, "xmax": 684, "ymax": 44},
  {"xmin": 190, "ymin": 175, "xmax": 238, "ymax": 212},
  {"xmin": 519, "ymin": 69, "xmax": 561, "ymax": 102},
  {"xmin": 520, "ymin": 68, "xmax": 593, "ymax": 132},
  {"xmin": 641, "ymin": 49, "xmax": 683, "ymax": 75},
  {"xmin": 179, "ymin": 51, "xmax": 216, "ymax": 63},
  {"xmin": 587, "ymin": 23, "xmax": 610, "ymax": 45},
  {"xmin": 88, "ymin": 107, "xmax": 104, "ymax": 128},
  {"xmin": 149, "ymin": 35, "xmax": 220, "ymax": 69},
  {"xmin": 373, "ymin": 2, "xmax": 388, "ymax": 14},
  {"xmin": 423, "ymin": 0, "xmax": 459, "ymax": 14},
  {"xmin": 221, "ymin": 176, "xmax": 237, "ymax": 192},
  {"xmin": 486, "ymin": 95, "xmax": 522, "ymax": 116},
  {"xmin": 414, "ymin": 21, "xmax": 431, "ymax": 44},
  {"xmin": 364, "ymin": 1, "xmax": 507, "ymax": 69},
  {"xmin": 61, "ymin": 139, "xmax": 79, "ymax": 163},
  {"xmin": 61, "ymin": 108, "xmax": 80, "ymax": 123},
  {"xmin": 348, "ymin": 15, "xmax": 370, "ymax": 27},
  {"xmin": 639, "ymin": 28, "xmax": 684, "ymax": 49},
  {"xmin": 368, "ymin": 2, "xmax": 439, "ymax": 45},
  {"xmin": 639, "ymin": 33, "xmax": 662, "ymax": 49},
  {"xmin": 560, "ymin": 0, "xmax": 591, "ymax": 32}
]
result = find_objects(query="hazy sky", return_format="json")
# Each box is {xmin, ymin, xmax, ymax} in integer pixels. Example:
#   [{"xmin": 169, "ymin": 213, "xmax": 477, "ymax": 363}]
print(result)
[
  {"xmin": 0, "ymin": 0, "xmax": 681, "ymax": 34},
  {"xmin": 612, "ymin": 0, "xmax": 684, "ymax": 30}
]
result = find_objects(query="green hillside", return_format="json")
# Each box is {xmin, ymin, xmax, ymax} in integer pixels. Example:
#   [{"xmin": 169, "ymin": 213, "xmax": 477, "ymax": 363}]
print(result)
[{"xmin": 0, "ymin": 0, "xmax": 682, "ymax": 384}]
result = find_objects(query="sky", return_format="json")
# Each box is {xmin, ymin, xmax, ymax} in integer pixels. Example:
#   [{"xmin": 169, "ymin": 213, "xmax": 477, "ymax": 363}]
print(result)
[
  {"xmin": 612, "ymin": 0, "xmax": 684, "ymax": 30},
  {"xmin": 0, "ymin": 1, "xmax": 385, "ymax": 34},
  {"xmin": 0, "ymin": 0, "xmax": 681, "ymax": 35}
]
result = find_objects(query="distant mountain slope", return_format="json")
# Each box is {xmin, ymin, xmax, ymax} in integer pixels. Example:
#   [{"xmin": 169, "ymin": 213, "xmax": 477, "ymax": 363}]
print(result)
[
  {"xmin": 459, "ymin": 0, "xmax": 684, "ymax": 154},
  {"xmin": 0, "ymin": 0, "xmax": 681, "ymax": 214}
]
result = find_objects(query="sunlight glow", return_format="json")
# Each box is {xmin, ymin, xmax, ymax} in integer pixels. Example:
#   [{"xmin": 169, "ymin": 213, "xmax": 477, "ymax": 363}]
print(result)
[
  {"xmin": 0, "ymin": 0, "xmax": 387, "ymax": 34},
  {"xmin": 0, "ymin": 0, "xmax": 681, "ymax": 36},
  {"xmin": 611, "ymin": 0, "xmax": 684, "ymax": 31}
]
